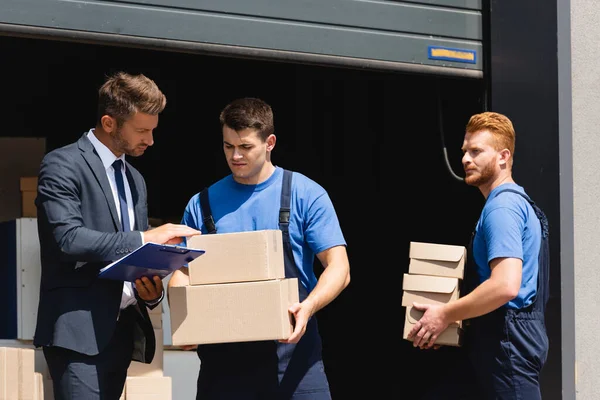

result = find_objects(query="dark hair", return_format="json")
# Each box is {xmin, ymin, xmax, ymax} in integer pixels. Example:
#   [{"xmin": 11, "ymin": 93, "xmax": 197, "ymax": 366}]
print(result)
[
  {"xmin": 97, "ymin": 72, "xmax": 166, "ymax": 126},
  {"xmin": 219, "ymin": 98, "xmax": 274, "ymax": 141}
]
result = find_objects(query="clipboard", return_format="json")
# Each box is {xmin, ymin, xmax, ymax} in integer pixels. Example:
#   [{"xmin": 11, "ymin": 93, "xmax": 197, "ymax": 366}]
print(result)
[{"xmin": 98, "ymin": 242, "xmax": 205, "ymax": 282}]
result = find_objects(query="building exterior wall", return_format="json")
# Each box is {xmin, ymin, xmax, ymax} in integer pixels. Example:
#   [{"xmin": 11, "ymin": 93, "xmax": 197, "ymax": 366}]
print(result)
[{"xmin": 562, "ymin": 1, "xmax": 600, "ymax": 398}]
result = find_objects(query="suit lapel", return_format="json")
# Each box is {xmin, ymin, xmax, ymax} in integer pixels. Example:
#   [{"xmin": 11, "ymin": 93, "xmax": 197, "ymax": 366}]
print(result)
[{"xmin": 78, "ymin": 134, "xmax": 120, "ymax": 230}]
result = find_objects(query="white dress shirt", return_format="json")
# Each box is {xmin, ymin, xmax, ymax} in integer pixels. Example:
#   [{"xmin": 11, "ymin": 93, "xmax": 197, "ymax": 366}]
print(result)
[{"xmin": 87, "ymin": 129, "xmax": 140, "ymax": 310}]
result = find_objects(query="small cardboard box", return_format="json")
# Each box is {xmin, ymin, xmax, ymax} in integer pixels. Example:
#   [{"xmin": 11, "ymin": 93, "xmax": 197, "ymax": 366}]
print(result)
[
  {"xmin": 126, "ymin": 376, "xmax": 172, "ymax": 400},
  {"xmin": 169, "ymin": 278, "xmax": 298, "ymax": 346},
  {"xmin": 33, "ymin": 372, "xmax": 44, "ymax": 400},
  {"xmin": 147, "ymin": 303, "xmax": 162, "ymax": 329},
  {"xmin": 127, "ymin": 329, "xmax": 164, "ymax": 377},
  {"xmin": 401, "ymin": 273, "xmax": 460, "ymax": 307},
  {"xmin": 20, "ymin": 177, "xmax": 38, "ymax": 218},
  {"xmin": 403, "ymin": 306, "xmax": 463, "ymax": 347},
  {"xmin": 186, "ymin": 230, "xmax": 285, "ymax": 285},
  {"xmin": 0, "ymin": 347, "xmax": 35, "ymax": 400},
  {"xmin": 408, "ymin": 241, "xmax": 466, "ymax": 279}
]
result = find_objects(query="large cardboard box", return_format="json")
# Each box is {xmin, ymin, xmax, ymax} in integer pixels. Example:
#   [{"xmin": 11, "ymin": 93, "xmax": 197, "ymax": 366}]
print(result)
[
  {"xmin": 401, "ymin": 273, "xmax": 460, "ymax": 307},
  {"xmin": 127, "ymin": 329, "xmax": 164, "ymax": 377},
  {"xmin": 20, "ymin": 177, "xmax": 38, "ymax": 218},
  {"xmin": 125, "ymin": 376, "xmax": 172, "ymax": 400},
  {"xmin": 186, "ymin": 230, "xmax": 285, "ymax": 285},
  {"xmin": 408, "ymin": 241, "xmax": 466, "ymax": 279},
  {"xmin": 403, "ymin": 306, "xmax": 463, "ymax": 347},
  {"xmin": 170, "ymin": 278, "xmax": 299, "ymax": 345}
]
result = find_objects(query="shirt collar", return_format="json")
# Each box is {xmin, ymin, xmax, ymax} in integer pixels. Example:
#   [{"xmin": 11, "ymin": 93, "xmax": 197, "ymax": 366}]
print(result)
[{"xmin": 87, "ymin": 129, "xmax": 125, "ymax": 171}]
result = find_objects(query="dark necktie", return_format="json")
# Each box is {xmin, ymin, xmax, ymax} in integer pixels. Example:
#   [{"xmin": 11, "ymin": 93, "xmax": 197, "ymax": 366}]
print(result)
[{"xmin": 112, "ymin": 159, "xmax": 131, "ymax": 232}]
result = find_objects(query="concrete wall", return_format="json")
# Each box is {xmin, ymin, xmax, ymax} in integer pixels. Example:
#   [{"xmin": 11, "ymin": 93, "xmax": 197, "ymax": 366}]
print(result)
[{"xmin": 559, "ymin": 1, "xmax": 600, "ymax": 398}]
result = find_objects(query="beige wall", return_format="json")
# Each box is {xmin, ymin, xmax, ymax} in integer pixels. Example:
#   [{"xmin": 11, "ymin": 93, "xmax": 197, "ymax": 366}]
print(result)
[{"xmin": 561, "ymin": 1, "xmax": 600, "ymax": 398}]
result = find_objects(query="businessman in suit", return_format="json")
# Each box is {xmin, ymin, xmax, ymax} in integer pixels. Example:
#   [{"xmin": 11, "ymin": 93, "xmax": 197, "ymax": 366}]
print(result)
[{"xmin": 34, "ymin": 71, "xmax": 200, "ymax": 400}]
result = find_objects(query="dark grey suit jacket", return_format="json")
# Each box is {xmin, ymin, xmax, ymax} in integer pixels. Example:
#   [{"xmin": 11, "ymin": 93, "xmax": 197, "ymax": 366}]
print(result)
[{"xmin": 33, "ymin": 133, "xmax": 156, "ymax": 363}]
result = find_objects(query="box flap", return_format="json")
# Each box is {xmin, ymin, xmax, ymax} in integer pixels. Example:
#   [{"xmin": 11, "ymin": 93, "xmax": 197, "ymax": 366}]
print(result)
[
  {"xmin": 402, "ymin": 273, "xmax": 458, "ymax": 294},
  {"xmin": 409, "ymin": 241, "xmax": 465, "ymax": 262}
]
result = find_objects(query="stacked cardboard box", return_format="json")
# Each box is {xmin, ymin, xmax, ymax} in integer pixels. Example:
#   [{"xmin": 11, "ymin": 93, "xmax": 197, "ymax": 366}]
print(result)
[
  {"xmin": 20, "ymin": 177, "xmax": 38, "ymax": 218},
  {"xmin": 121, "ymin": 304, "xmax": 172, "ymax": 399},
  {"xmin": 401, "ymin": 241, "xmax": 467, "ymax": 346},
  {"xmin": 169, "ymin": 230, "xmax": 299, "ymax": 346},
  {"xmin": 0, "ymin": 346, "xmax": 42, "ymax": 400}
]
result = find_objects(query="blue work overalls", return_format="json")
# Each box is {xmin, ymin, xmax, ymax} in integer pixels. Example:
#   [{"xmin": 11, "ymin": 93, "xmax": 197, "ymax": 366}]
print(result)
[
  {"xmin": 194, "ymin": 169, "xmax": 331, "ymax": 400},
  {"xmin": 461, "ymin": 188, "xmax": 550, "ymax": 400}
]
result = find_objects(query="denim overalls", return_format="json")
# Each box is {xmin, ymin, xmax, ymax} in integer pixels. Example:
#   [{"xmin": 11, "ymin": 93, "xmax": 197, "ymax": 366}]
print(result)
[{"xmin": 461, "ymin": 188, "xmax": 550, "ymax": 400}]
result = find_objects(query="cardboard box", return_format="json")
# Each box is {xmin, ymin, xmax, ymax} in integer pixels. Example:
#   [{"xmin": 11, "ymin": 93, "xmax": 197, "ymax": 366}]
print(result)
[
  {"xmin": 403, "ymin": 306, "xmax": 463, "ymax": 347},
  {"xmin": 186, "ymin": 230, "xmax": 285, "ymax": 285},
  {"xmin": 0, "ymin": 347, "xmax": 35, "ymax": 400},
  {"xmin": 127, "ymin": 329, "xmax": 164, "ymax": 377},
  {"xmin": 401, "ymin": 274, "xmax": 460, "ymax": 307},
  {"xmin": 170, "ymin": 278, "xmax": 298, "ymax": 346},
  {"xmin": 126, "ymin": 376, "xmax": 172, "ymax": 400},
  {"xmin": 408, "ymin": 241, "xmax": 466, "ymax": 279},
  {"xmin": 20, "ymin": 177, "xmax": 38, "ymax": 218},
  {"xmin": 33, "ymin": 372, "xmax": 44, "ymax": 400},
  {"xmin": 0, "ymin": 347, "xmax": 18, "ymax": 400},
  {"xmin": 19, "ymin": 347, "xmax": 35, "ymax": 400},
  {"xmin": 147, "ymin": 303, "xmax": 162, "ymax": 329}
]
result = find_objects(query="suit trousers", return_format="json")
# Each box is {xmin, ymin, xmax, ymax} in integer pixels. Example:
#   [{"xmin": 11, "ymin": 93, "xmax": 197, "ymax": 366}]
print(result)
[{"xmin": 44, "ymin": 306, "xmax": 136, "ymax": 400}]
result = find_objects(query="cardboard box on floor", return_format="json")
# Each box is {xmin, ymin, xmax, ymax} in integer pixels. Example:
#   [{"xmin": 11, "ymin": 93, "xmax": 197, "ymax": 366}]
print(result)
[
  {"xmin": 20, "ymin": 177, "xmax": 38, "ymax": 218},
  {"xmin": 186, "ymin": 230, "xmax": 285, "ymax": 285},
  {"xmin": 147, "ymin": 303, "xmax": 162, "ymax": 330},
  {"xmin": 125, "ymin": 376, "xmax": 172, "ymax": 400},
  {"xmin": 0, "ymin": 346, "xmax": 35, "ymax": 400},
  {"xmin": 408, "ymin": 241, "xmax": 466, "ymax": 279},
  {"xmin": 127, "ymin": 329, "xmax": 164, "ymax": 377},
  {"xmin": 170, "ymin": 278, "xmax": 299, "ymax": 346},
  {"xmin": 401, "ymin": 273, "xmax": 460, "ymax": 307},
  {"xmin": 403, "ymin": 306, "xmax": 463, "ymax": 347}
]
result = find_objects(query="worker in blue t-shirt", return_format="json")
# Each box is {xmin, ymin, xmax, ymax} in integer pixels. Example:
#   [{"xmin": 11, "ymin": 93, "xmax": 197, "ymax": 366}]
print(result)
[
  {"xmin": 168, "ymin": 97, "xmax": 351, "ymax": 400},
  {"xmin": 408, "ymin": 111, "xmax": 550, "ymax": 400}
]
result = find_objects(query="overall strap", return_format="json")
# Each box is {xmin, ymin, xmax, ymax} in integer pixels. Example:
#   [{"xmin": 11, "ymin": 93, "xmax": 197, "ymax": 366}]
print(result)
[
  {"xmin": 496, "ymin": 188, "xmax": 550, "ymax": 310},
  {"xmin": 495, "ymin": 188, "xmax": 549, "ymax": 238},
  {"xmin": 279, "ymin": 169, "xmax": 293, "ymax": 229},
  {"xmin": 199, "ymin": 187, "xmax": 217, "ymax": 234}
]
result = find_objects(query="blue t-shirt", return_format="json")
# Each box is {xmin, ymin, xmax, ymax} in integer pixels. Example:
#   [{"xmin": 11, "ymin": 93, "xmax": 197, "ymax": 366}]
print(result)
[
  {"xmin": 472, "ymin": 183, "xmax": 542, "ymax": 309},
  {"xmin": 181, "ymin": 166, "xmax": 346, "ymax": 292}
]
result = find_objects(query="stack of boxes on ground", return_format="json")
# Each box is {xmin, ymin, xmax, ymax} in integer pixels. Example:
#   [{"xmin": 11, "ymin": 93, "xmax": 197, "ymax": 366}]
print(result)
[
  {"xmin": 120, "ymin": 303, "xmax": 172, "ymax": 400},
  {"xmin": 0, "ymin": 346, "xmax": 44, "ymax": 400},
  {"xmin": 169, "ymin": 230, "xmax": 299, "ymax": 346},
  {"xmin": 402, "ymin": 241, "xmax": 467, "ymax": 346},
  {"xmin": 20, "ymin": 177, "xmax": 38, "ymax": 218}
]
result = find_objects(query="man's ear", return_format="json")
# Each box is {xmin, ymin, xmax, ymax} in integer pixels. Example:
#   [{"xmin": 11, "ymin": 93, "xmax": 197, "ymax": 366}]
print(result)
[
  {"xmin": 101, "ymin": 115, "xmax": 117, "ymax": 133},
  {"xmin": 499, "ymin": 148, "xmax": 511, "ymax": 166},
  {"xmin": 266, "ymin": 134, "xmax": 276, "ymax": 152}
]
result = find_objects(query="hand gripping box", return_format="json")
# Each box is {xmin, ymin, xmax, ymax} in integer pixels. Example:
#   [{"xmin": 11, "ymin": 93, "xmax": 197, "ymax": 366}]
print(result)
[
  {"xmin": 169, "ymin": 278, "xmax": 299, "ymax": 346},
  {"xmin": 186, "ymin": 230, "xmax": 285, "ymax": 285},
  {"xmin": 408, "ymin": 241, "xmax": 466, "ymax": 279},
  {"xmin": 401, "ymin": 273, "xmax": 460, "ymax": 307},
  {"xmin": 403, "ymin": 306, "xmax": 463, "ymax": 347}
]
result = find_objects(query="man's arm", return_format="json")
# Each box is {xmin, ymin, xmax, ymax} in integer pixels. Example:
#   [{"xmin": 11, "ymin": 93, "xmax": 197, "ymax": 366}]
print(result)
[
  {"xmin": 444, "ymin": 257, "xmax": 522, "ymax": 322},
  {"xmin": 37, "ymin": 150, "xmax": 143, "ymax": 263},
  {"xmin": 281, "ymin": 245, "xmax": 350, "ymax": 344},
  {"xmin": 408, "ymin": 257, "xmax": 522, "ymax": 348}
]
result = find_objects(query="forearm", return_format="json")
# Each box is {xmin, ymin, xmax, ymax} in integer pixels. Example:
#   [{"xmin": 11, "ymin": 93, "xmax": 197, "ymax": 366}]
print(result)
[
  {"xmin": 443, "ymin": 278, "xmax": 515, "ymax": 323},
  {"xmin": 304, "ymin": 262, "xmax": 350, "ymax": 315}
]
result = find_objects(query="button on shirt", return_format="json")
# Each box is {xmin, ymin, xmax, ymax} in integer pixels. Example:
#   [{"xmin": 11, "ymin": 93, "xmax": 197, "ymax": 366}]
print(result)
[{"xmin": 87, "ymin": 129, "xmax": 141, "ymax": 310}]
